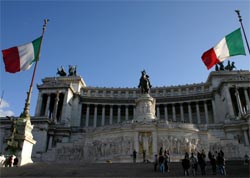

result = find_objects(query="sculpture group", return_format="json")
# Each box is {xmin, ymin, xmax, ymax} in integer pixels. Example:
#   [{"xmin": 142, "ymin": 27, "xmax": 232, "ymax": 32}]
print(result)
[
  {"xmin": 215, "ymin": 61, "xmax": 236, "ymax": 71},
  {"xmin": 57, "ymin": 65, "xmax": 77, "ymax": 76}
]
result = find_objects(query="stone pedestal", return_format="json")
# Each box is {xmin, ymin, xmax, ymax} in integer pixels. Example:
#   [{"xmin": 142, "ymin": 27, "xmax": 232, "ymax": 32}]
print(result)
[
  {"xmin": 134, "ymin": 94, "xmax": 156, "ymax": 122},
  {"xmin": 15, "ymin": 119, "xmax": 36, "ymax": 166}
]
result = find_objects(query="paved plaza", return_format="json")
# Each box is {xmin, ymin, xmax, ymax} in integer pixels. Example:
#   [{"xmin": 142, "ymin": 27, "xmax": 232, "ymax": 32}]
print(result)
[{"xmin": 0, "ymin": 160, "xmax": 249, "ymax": 178}]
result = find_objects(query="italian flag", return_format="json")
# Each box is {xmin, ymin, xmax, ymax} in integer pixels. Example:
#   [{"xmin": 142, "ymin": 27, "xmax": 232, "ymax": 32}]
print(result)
[
  {"xmin": 201, "ymin": 28, "xmax": 246, "ymax": 69},
  {"xmin": 2, "ymin": 36, "xmax": 42, "ymax": 73}
]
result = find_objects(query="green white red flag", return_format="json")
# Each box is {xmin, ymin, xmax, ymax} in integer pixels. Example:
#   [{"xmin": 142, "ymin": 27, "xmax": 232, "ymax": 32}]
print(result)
[
  {"xmin": 2, "ymin": 36, "xmax": 42, "ymax": 73},
  {"xmin": 201, "ymin": 28, "xmax": 246, "ymax": 69}
]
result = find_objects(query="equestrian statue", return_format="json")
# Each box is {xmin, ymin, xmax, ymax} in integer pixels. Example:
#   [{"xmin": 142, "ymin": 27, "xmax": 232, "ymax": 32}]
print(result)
[{"xmin": 138, "ymin": 70, "xmax": 152, "ymax": 94}]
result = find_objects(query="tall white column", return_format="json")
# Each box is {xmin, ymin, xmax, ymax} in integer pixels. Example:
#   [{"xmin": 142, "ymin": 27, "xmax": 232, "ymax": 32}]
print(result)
[
  {"xmin": 35, "ymin": 93, "xmax": 43, "ymax": 116},
  {"xmin": 188, "ymin": 103, "xmax": 192, "ymax": 123},
  {"xmin": 164, "ymin": 105, "xmax": 168, "ymax": 121},
  {"xmin": 118, "ymin": 105, "xmax": 121, "ymax": 123},
  {"xmin": 157, "ymin": 105, "xmax": 160, "ymax": 119},
  {"xmin": 196, "ymin": 102, "xmax": 200, "ymax": 124},
  {"xmin": 211, "ymin": 100, "xmax": 216, "ymax": 123},
  {"xmin": 180, "ymin": 103, "xmax": 184, "ymax": 122},
  {"xmin": 244, "ymin": 88, "xmax": 250, "ymax": 111},
  {"xmin": 101, "ymin": 105, "xmax": 105, "ymax": 126},
  {"xmin": 94, "ymin": 105, "xmax": 97, "ymax": 128},
  {"xmin": 48, "ymin": 136, "xmax": 53, "ymax": 150},
  {"xmin": 243, "ymin": 129, "xmax": 250, "ymax": 146},
  {"xmin": 52, "ymin": 92, "xmax": 59, "ymax": 123},
  {"xmin": 133, "ymin": 106, "xmax": 136, "ymax": 119},
  {"xmin": 204, "ymin": 101, "xmax": 209, "ymax": 124},
  {"xmin": 225, "ymin": 87, "xmax": 235, "ymax": 116},
  {"xmin": 235, "ymin": 87, "xmax": 243, "ymax": 116},
  {"xmin": 45, "ymin": 94, "xmax": 51, "ymax": 118},
  {"xmin": 125, "ymin": 105, "xmax": 129, "ymax": 121},
  {"xmin": 172, "ymin": 104, "xmax": 176, "ymax": 121},
  {"xmin": 85, "ymin": 104, "xmax": 90, "ymax": 127},
  {"xmin": 109, "ymin": 105, "xmax": 113, "ymax": 125}
]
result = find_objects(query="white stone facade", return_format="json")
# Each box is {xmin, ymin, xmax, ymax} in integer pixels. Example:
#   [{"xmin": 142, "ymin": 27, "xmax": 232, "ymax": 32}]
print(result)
[{"xmin": 0, "ymin": 70, "xmax": 249, "ymax": 162}]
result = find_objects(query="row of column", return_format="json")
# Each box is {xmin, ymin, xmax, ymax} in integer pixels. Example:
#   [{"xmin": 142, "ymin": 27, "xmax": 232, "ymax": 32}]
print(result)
[
  {"xmin": 36, "ymin": 92, "xmax": 66, "ymax": 123},
  {"xmin": 82, "ymin": 100, "xmax": 214, "ymax": 128},
  {"xmin": 84, "ymin": 105, "xmax": 134, "ymax": 127},
  {"xmin": 228, "ymin": 87, "xmax": 250, "ymax": 116},
  {"xmin": 156, "ymin": 101, "xmax": 213, "ymax": 124}
]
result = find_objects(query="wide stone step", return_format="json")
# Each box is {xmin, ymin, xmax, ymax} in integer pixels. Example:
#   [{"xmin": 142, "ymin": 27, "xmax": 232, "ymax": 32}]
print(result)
[{"xmin": 1, "ymin": 160, "xmax": 249, "ymax": 178}]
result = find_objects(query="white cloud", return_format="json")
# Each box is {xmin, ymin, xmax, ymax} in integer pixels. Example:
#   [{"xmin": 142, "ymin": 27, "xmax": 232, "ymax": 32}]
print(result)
[{"xmin": 0, "ymin": 99, "xmax": 15, "ymax": 117}]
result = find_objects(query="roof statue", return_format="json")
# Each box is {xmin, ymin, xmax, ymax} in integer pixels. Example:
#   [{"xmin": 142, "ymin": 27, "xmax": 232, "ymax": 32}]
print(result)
[
  {"xmin": 215, "ymin": 61, "xmax": 236, "ymax": 71},
  {"xmin": 138, "ymin": 70, "xmax": 152, "ymax": 94},
  {"xmin": 68, "ymin": 65, "xmax": 77, "ymax": 76},
  {"xmin": 57, "ymin": 66, "xmax": 66, "ymax": 76},
  {"xmin": 56, "ymin": 65, "xmax": 77, "ymax": 77}
]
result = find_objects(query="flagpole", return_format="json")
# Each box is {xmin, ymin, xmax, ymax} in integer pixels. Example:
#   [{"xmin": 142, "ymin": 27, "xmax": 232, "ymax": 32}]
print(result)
[
  {"xmin": 21, "ymin": 19, "xmax": 49, "ymax": 120},
  {"xmin": 235, "ymin": 10, "xmax": 250, "ymax": 54}
]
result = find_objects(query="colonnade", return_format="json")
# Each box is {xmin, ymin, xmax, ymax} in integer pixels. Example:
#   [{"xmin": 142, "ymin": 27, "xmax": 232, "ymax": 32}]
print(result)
[
  {"xmin": 36, "ymin": 92, "xmax": 65, "ymax": 123},
  {"xmin": 80, "ymin": 100, "xmax": 214, "ymax": 128}
]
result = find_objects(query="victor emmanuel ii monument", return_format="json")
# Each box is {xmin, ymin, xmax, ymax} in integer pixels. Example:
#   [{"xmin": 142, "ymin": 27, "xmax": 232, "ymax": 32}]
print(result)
[{"xmin": 0, "ymin": 67, "xmax": 250, "ymax": 163}]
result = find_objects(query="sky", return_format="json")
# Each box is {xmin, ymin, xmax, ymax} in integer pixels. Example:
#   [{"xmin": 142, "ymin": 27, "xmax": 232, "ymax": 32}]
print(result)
[{"xmin": 0, "ymin": 0, "xmax": 250, "ymax": 117}]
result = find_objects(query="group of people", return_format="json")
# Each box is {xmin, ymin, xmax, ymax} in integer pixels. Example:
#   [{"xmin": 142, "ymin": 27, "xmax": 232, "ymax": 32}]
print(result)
[
  {"xmin": 154, "ymin": 147, "xmax": 170, "ymax": 173},
  {"xmin": 0, "ymin": 154, "xmax": 18, "ymax": 167},
  {"xmin": 181, "ymin": 150, "xmax": 226, "ymax": 176}
]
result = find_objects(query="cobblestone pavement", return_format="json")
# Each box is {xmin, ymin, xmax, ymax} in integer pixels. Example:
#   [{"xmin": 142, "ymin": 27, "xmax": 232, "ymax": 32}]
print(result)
[{"xmin": 0, "ymin": 160, "xmax": 249, "ymax": 178}]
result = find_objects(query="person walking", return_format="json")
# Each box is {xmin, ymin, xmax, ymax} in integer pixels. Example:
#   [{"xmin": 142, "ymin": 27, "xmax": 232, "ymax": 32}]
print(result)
[
  {"xmin": 154, "ymin": 154, "xmax": 158, "ymax": 172},
  {"xmin": 182, "ymin": 152, "xmax": 190, "ymax": 176},
  {"xmin": 217, "ymin": 152, "xmax": 226, "ymax": 175},
  {"xmin": 190, "ymin": 153, "xmax": 198, "ymax": 176},
  {"xmin": 159, "ymin": 154, "xmax": 165, "ymax": 173},
  {"xmin": 132, "ymin": 150, "xmax": 137, "ymax": 163}
]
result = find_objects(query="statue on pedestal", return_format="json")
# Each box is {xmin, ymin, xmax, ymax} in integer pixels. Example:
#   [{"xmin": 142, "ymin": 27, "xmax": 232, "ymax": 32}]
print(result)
[{"xmin": 138, "ymin": 70, "xmax": 152, "ymax": 94}]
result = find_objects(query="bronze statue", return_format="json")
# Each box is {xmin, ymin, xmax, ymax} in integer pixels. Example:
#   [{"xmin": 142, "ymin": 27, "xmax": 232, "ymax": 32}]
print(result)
[
  {"xmin": 68, "ymin": 65, "xmax": 77, "ymax": 76},
  {"xmin": 57, "ymin": 66, "xmax": 66, "ymax": 76},
  {"xmin": 138, "ymin": 70, "xmax": 152, "ymax": 94}
]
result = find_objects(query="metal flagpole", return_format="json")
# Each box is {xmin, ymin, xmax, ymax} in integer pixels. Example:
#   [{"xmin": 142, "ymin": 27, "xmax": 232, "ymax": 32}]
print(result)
[
  {"xmin": 235, "ymin": 10, "xmax": 250, "ymax": 54},
  {"xmin": 0, "ymin": 90, "xmax": 4, "ymax": 106},
  {"xmin": 21, "ymin": 19, "xmax": 49, "ymax": 120}
]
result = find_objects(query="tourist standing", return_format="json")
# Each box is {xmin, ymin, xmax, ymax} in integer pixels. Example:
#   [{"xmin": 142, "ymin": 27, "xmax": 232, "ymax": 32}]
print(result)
[
  {"xmin": 159, "ymin": 154, "xmax": 165, "ymax": 173},
  {"xmin": 210, "ymin": 155, "xmax": 217, "ymax": 175},
  {"xmin": 182, "ymin": 152, "xmax": 190, "ymax": 176},
  {"xmin": 217, "ymin": 152, "xmax": 226, "ymax": 175},
  {"xmin": 198, "ymin": 151, "xmax": 206, "ymax": 175},
  {"xmin": 142, "ymin": 150, "xmax": 146, "ymax": 163},
  {"xmin": 133, "ymin": 150, "xmax": 137, "ymax": 163},
  {"xmin": 154, "ymin": 154, "xmax": 158, "ymax": 172},
  {"xmin": 164, "ymin": 149, "xmax": 170, "ymax": 172},
  {"xmin": 244, "ymin": 154, "xmax": 249, "ymax": 166},
  {"xmin": 190, "ymin": 153, "xmax": 198, "ymax": 176}
]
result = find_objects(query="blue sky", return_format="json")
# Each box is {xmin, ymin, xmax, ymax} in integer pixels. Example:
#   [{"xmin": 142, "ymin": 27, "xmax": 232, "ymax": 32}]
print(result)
[{"xmin": 1, "ymin": 0, "xmax": 250, "ymax": 117}]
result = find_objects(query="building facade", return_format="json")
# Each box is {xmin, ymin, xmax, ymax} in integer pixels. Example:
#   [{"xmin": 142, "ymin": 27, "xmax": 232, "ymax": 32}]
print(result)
[{"xmin": 1, "ymin": 70, "xmax": 250, "ymax": 162}]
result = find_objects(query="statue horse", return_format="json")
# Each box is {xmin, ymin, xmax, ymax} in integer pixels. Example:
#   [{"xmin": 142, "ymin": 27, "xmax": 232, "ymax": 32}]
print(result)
[
  {"xmin": 68, "ymin": 65, "xmax": 77, "ymax": 76},
  {"xmin": 138, "ymin": 71, "xmax": 152, "ymax": 94},
  {"xmin": 57, "ymin": 66, "xmax": 66, "ymax": 76}
]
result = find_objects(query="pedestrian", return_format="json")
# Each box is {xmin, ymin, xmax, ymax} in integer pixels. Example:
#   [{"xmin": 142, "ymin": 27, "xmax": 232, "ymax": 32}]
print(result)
[
  {"xmin": 198, "ymin": 151, "xmax": 206, "ymax": 175},
  {"xmin": 217, "ymin": 152, "xmax": 226, "ymax": 175},
  {"xmin": 244, "ymin": 154, "xmax": 249, "ymax": 166},
  {"xmin": 210, "ymin": 155, "xmax": 216, "ymax": 175},
  {"xmin": 13, "ymin": 156, "xmax": 18, "ymax": 167},
  {"xmin": 159, "ymin": 154, "xmax": 165, "ymax": 173},
  {"xmin": 154, "ymin": 154, "xmax": 158, "ymax": 172},
  {"xmin": 190, "ymin": 153, "xmax": 198, "ymax": 176},
  {"xmin": 182, "ymin": 153, "xmax": 190, "ymax": 176},
  {"xmin": 8, "ymin": 155, "xmax": 14, "ymax": 167},
  {"xmin": 142, "ymin": 150, "xmax": 146, "ymax": 163},
  {"xmin": 132, "ymin": 150, "xmax": 137, "ymax": 163},
  {"xmin": 164, "ymin": 149, "xmax": 170, "ymax": 172}
]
